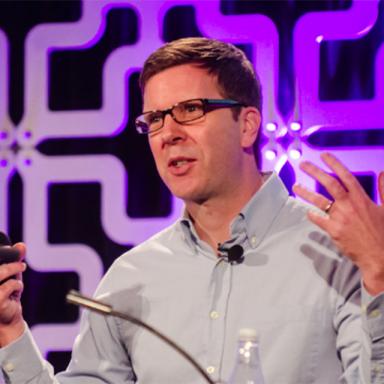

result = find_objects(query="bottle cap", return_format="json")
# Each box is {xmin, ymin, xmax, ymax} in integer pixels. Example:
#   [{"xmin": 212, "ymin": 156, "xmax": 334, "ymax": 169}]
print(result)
[{"xmin": 238, "ymin": 328, "xmax": 258, "ymax": 341}]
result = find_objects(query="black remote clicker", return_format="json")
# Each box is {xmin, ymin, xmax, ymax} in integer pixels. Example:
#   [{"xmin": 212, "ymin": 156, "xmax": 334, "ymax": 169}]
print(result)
[{"xmin": 0, "ymin": 232, "xmax": 20, "ymax": 282}]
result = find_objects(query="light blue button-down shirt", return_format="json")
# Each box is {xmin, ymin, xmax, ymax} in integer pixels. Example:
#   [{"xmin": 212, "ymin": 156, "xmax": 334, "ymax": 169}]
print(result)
[{"xmin": 1, "ymin": 173, "xmax": 383, "ymax": 383}]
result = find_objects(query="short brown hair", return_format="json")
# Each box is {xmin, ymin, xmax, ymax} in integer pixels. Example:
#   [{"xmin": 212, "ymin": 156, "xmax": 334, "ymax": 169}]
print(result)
[{"xmin": 140, "ymin": 37, "xmax": 263, "ymax": 167}]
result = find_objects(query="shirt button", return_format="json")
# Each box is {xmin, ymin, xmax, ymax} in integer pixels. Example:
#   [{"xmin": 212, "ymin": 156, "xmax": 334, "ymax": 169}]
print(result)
[
  {"xmin": 3, "ymin": 362, "xmax": 14, "ymax": 373},
  {"xmin": 206, "ymin": 366, "xmax": 215, "ymax": 374},
  {"xmin": 251, "ymin": 236, "xmax": 257, "ymax": 246},
  {"xmin": 210, "ymin": 311, "xmax": 219, "ymax": 319},
  {"xmin": 373, "ymin": 363, "xmax": 381, "ymax": 374},
  {"xmin": 369, "ymin": 309, "xmax": 381, "ymax": 318}
]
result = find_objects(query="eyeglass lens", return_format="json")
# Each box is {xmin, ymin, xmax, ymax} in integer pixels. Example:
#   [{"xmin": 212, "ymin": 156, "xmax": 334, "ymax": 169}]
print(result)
[{"xmin": 140, "ymin": 99, "xmax": 205, "ymax": 133}]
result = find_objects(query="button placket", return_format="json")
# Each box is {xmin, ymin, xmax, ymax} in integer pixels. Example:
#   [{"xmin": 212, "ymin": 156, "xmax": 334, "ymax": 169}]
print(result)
[{"xmin": 206, "ymin": 261, "xmax": 232, "ymax": 381}]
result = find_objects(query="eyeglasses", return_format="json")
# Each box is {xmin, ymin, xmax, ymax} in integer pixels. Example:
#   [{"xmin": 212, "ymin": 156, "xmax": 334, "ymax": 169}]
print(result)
[{"xmin": 135, "ymin": 98, "xmax": 245, "ymax": 134}]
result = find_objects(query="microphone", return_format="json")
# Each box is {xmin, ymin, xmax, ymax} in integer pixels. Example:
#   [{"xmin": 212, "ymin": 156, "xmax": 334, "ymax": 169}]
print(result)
[
  {"xmin": 219, "ymin": 244, "xmax": 244, "ymax": 264},
  {"xmin": 0, "ymin": 231, "xmax": 11, "ymax": 246},
  {"xmin": 227, "ymin": 244, "xmax": 244, "ymax": 264},
  {"xmin": 66, "ymin": 290, "xmax": 217, "ymax": 384}
]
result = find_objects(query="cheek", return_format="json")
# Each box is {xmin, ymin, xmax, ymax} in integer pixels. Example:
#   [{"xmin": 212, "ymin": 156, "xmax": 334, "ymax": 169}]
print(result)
[
  {"xmin": 204, "ymin": 138, "xmax": 234, "ymax": 172},
  {"xmin": 201, "ymin": 126, "xmax": 235, "ymax": 154}
]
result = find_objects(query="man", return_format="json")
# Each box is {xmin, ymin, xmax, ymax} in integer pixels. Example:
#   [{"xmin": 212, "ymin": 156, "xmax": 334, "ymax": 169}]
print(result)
[{"xmin": 0, "ymin": 37, "xmax": 383, "ymax": 383}]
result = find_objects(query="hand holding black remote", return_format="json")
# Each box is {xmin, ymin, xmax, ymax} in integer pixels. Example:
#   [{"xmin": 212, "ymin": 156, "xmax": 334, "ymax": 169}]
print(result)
[{"xmin": 0, "ymin": 232, "xmax": 20, "ymax": 278}]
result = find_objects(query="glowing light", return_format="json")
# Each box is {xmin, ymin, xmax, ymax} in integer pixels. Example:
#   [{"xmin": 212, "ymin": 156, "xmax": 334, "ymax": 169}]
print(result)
[
  {"xmin": 289, "ymin": 148, "xmax": 302, "ymax": 160},
  {"xmin": 265, "ymin": 122, "xmax": 277, "ymax": 132},
  {"xmin": 290, "ymin": 122, "xmax": 302, "ymax": 131},
  {"xmin": 264, "ymin": 149, "xmax": 277, "ymax": 160},
  {"xmin": 316, "ymin": 35, "xmax": 324, "ymax": 43}
]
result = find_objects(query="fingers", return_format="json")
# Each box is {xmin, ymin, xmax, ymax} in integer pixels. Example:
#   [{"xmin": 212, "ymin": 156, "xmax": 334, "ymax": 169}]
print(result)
[
  {"xmin": 0, "ymin": 279, "xmax": 24, "ymax": 303},
  {"xmin": 307, "ymin": 210, "xmax": 330, "ymax": 232},
  {"xmin": 379, "ymin": 171, "xmax": 384, "ymax": 205},
  {"xmin": 293, "ymin": 183, "xmax": 333, "ymax": 232},
  {"xmin": 292, "ymin": 183, "xmax": 331, "ymax": 212},
  {"xmin": 0, "ymin": 262, "xmax": 26, "ymax": 283},
  {"xmin": 320, "ymin": 152, "xmax": 365, "ymax": 196},
  {"xmin": 299, "ymin": 152, "xmax": 367, "ymax": 202},
  {"xmin": 299, "ymin": 159, "xmax": 347, "ymax": 201},
  {"xmin": 13, "ymin": 243, "xmax": 26, "ymax": 262}
]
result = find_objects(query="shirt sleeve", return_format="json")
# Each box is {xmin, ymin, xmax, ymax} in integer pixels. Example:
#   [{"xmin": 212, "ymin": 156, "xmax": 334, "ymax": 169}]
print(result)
[
  {"xmin": 361, "ymin": 286, "xmax": 384, "ymax": 383},
  {"xmin": 332, "ymin": 257, "xmax": 384, "ymax": 384},
  {"xmin": 0, "ymin": 308, "xmax": 137, "ymax": 383},
  {"xmin": 0, "ymin": 325, "xmax": 58, "ymax": 384}
]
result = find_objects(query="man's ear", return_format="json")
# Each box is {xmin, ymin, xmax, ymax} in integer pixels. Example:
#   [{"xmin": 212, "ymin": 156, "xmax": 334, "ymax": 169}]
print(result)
[{"xmin": 240, "ymin": 107, "xmax": 261, "ymax": 149}]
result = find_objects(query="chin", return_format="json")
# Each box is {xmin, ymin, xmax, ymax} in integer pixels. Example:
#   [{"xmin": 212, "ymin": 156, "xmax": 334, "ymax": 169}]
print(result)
[
  {"xmin": 166, "ymin": 178, "xmax": 210, "ymax": 204},
  {"xmin": 171, "ymin": 188, "xmax": 209, "ymax": 205},
  {"xmin": 171, "ymin": 190, "xmax": 195, "ymax": 201}
]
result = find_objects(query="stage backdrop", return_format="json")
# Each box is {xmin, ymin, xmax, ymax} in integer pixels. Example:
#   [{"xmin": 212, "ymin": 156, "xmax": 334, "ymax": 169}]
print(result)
[{"xmin": 0, "ymin": 0, "xmax": 383, "ymax": 372}]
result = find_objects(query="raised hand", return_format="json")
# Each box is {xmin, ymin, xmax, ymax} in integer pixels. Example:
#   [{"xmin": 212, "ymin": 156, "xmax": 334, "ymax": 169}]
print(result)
[
  {"xmin": 0, "ymin": 242, "xmax": 26, "ymax": 346},
  {"xmin": 293, "ymin": 152, "xmax": 384, "ymax": 295}
]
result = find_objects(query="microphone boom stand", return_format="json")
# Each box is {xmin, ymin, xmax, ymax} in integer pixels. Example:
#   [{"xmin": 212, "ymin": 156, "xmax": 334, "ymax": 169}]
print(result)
[{"xmin": 66, "ymin": 290, "xmax": 216, "ymax": 384}]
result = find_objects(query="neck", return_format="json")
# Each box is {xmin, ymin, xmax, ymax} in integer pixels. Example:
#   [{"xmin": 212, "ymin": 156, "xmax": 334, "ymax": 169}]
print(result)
[{"xmin": 186, "ymin": 170, "xmax": 263, "ymax": 252}]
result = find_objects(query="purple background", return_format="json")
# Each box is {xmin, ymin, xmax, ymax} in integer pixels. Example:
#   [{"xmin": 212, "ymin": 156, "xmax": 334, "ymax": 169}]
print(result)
[{"xmin": 0, "ymin": 0, "xmax": 383, "ymax": 372}]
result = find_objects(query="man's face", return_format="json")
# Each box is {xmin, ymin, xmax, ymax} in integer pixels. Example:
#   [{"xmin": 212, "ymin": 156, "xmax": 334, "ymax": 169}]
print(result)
[{"xmin": 143, "ymin": 64, "xmax": 256, "ymax": 204}]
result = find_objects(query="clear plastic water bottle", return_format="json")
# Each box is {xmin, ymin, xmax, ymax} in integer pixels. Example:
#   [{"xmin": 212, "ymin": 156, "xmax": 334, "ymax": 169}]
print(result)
[{"xmin": 227, "ymin": 328, "xmax": 265, "ymax": 384}]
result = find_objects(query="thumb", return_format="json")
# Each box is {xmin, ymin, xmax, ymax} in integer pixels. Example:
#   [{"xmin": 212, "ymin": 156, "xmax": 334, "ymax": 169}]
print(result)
[
  {"xmin": 379, "ymin": 171, "xmax": 384, "ymax": 205},
  {"xmin": 13, "ymin": 243, "xmax": 26, "ymax": 262}
]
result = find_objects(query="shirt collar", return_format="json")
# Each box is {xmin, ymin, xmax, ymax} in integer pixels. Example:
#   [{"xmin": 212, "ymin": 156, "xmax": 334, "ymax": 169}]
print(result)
[
  {"xmin": 234, "ymin": 172, "xmax": 289, "ymax": 248},
  {"xmin": 179, "ymin": 209, "xmax": 200, "ymax": 251},
  {"xmin": 178, "ymin": 172, "xmax": 289, "ymax": 250}
]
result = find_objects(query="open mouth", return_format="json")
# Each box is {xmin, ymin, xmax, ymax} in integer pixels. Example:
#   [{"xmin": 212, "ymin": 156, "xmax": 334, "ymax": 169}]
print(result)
[
  {"xmin": 171, "ymin": 159, "xmax": 190, "ymax": 167},
  {"xmin": 169, "ymin": 158, "xmax": 195, "ymax": 168}
]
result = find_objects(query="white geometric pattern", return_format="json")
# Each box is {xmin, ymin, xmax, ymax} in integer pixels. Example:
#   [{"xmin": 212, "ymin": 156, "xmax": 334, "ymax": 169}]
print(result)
[{"xmin": 0, "ymin": 0, "xmax": 383, "ymax": 358}]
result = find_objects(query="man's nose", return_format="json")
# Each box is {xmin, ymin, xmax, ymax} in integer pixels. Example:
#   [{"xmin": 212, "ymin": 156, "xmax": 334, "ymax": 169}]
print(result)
[{"xmin": 160, "ymin": 113, "xmax": 186, "ymax": 145}]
